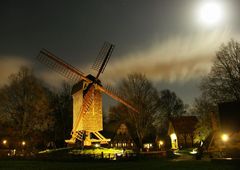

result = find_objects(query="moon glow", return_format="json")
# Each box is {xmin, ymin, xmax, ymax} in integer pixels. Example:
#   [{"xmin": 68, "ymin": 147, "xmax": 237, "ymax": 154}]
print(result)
[{"xmin": 199, "ymin": 2, "xmax": 222, "ymax": 26}]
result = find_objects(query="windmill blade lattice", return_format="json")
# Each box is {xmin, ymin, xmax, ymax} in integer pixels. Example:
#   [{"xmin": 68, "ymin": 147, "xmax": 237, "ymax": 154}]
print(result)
[
  {"xmin": 92, "ymin": 42, "xmax": 115, "ymax": 74},
  {"xmin": 98, "ymin": 84, "xmax": 139, "ymax": 113},
  {"xmin": 38, "ymin": 49, "xmax": 91, "ymax": 83}
]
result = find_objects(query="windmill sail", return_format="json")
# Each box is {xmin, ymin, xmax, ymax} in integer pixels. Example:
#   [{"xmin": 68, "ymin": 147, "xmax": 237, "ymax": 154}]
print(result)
[
  {"xmin": 97, "ymin": 85, "xmax": 138, "ymax": 113},
  {"xmin": 92, "ymin": 42, "xmax": 115, "ymax": 78},
  {"xmin": 38, "ymin": 49, "xmax": 91, "ymax": 83}
]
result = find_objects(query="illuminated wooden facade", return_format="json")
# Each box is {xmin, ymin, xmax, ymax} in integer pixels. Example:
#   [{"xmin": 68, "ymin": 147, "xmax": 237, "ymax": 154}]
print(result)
[{"xmin": 72, "ymin": 82, "xmax": 103, "ymax": 132}]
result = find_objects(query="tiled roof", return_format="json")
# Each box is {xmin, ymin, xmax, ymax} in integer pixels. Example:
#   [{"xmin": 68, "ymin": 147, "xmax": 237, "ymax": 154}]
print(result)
[{"xmin": 170, "ymin": 116, "xmax": 198, "ymax": 134}]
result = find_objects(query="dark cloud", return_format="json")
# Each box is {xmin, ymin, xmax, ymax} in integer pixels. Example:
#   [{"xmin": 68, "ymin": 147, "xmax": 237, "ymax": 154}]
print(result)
[
  {"xmin": 0, "ymin": 0, "xmax": 240, "ymax": 104},
  {"xmin": 0, "ymin": 57, "xmax": 32, "ymax": 86},
  {"xmin": 102, "ymin": 29, "xmax": 237, "ymax": 83}
]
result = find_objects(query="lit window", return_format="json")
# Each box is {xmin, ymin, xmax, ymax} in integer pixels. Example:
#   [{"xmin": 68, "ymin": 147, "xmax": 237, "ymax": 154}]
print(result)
[
  {"xmin": 143, "ymin": 143, "xmax": 153, "ymax": 149},
  {"xmin": 170, "ymin": 133, "xmax": 177, "ymax": 140}
]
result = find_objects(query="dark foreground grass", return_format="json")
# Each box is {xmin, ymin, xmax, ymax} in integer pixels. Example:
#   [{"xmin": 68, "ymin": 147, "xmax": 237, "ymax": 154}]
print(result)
[{"xmin": 0, "ymin": 159, "xmax": 238, "ymax": 170}]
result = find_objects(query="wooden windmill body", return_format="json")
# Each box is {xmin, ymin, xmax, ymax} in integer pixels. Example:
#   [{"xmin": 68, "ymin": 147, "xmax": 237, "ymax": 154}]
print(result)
[
  {"xmin": 70, "ymin": 77, "xmax": 106, "ymax": 146},
  {"xmin": 37, "ymin": 42, "xmax": 138, "ymax": 146},
  {"xmin": 72, "ymin": 79, "xmax": 103, "ymax": 133}
]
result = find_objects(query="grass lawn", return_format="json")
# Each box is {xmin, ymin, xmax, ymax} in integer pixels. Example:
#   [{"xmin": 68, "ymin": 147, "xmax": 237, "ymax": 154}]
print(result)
[{"xmin": 0, "ymin": 159, "xmax": 238, "ymax": 170}]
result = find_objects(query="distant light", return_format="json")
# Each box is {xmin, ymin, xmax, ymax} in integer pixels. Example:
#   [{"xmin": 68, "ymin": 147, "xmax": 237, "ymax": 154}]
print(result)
[
  {"xmin": 143, "ymin": 143, "xmax": 153, "ymax": 149},
  {"xmin": 159, "ymin": 140, "xmax": 164, "ymax": 146},
  {"xmin": 2, "ymin": 140, "xmax": 7, "ymax": 145},
  {"xmin": 221, "ymin": 134, "xmax": 229, "ymax": 142},
  {"xmin": 22, "ymin": 141, "xmax": 26, "ymax": 146},
  {"xmin": 198, "ymin": 2, "xmax": 222, "ymax": 26}
]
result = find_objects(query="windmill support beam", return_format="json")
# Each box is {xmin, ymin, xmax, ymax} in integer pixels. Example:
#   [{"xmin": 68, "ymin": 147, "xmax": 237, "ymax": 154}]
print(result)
[
  {"xmin": 38, "ymin": 49, "xmax": 91, "ymax": 83},
  {"xmin": 65, "ymin": 131, "xmax": 110, "ymax": 146}
]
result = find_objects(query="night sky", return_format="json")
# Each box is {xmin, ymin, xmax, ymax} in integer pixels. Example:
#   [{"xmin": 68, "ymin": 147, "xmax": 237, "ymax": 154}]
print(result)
[{"xmin": 1, "ymin": 0, "xmax": 240, "ymax": 106}]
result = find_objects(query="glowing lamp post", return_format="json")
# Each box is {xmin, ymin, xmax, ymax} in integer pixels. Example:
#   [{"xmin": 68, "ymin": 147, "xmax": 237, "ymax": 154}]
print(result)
[
  {"xmin": 221, "ymin": 134, "xmax": 229, "ymax": 142},
  {"xmin": 2, "ymin": 139, "xmax": 7, "ymax": 145},
  {"xmin": 159, "ymin": 140, "xmax": 164, "ymax": 150},
  {"xmin": 220, "ymin": 133, "xmax": 229, "ymax": 152},
  {"xmin": 22, "ymin": 141, "xmax": 26, "ymax": 146}
]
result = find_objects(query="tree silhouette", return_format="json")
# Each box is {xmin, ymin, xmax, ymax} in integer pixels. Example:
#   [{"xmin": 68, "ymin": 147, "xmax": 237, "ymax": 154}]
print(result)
[
  {"xmin": 153, "ymin": 89, "xmax": 185, "ymax": 133},
  {"xmin": 201, "ymin": 39, "xmax": 240, "ymax": 104},
  {"xmin": 109, "ymin": 73, "xmax": 160, "ymax": 149},
  {"xmin": 193, "ymin": 39, "xmax": 240, "ymax": 143},
  {"xmin": 0, "ymin": 67, "xmax": 54, "ymax": 145},
  {"xmin": 51, "ymin": 82, "xmax": 73, "ymax": 147}
]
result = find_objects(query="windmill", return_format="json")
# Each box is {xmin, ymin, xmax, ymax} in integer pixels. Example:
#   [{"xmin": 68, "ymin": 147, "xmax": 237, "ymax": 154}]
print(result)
[{"xmin": 37, "ymin": 42, "xmax": 138, "ymax": 146}]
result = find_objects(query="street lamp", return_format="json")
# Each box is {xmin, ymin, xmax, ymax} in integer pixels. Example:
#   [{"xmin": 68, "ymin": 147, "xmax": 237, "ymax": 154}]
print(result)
[
  {"xmin": 2, "ymin": 139, "xmax": 7, "ymax": 145},
  {"xmin": 159, "ymin": 140, "xmax": 164, "ymax": 150},
  {"xmin": 22, "ymin": 141, "xmax": 26, "ymax": 146},
  {"xmin": 221, "ymin": 134, "xmax": 229, "ymax": 142}
]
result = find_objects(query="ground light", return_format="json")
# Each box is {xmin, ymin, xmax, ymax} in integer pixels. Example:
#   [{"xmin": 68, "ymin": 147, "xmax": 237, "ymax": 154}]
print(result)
[
  {"xmin": 94, "ymin": 143, "xmax": 100, "ymax": 148},
  {"xmin": 39, "ymin": 147, "xmax": 134, "ymax": 160},
  {"xmin": 190, "ymin": 148, "xmax": 198, "ymax": 154}
]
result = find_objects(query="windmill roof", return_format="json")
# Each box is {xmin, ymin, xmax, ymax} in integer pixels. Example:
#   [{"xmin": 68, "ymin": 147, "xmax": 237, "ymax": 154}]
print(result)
[
  {"xmin": 71, "ymin": 81, "xmax": 84, "ymax": 94},
  {"xmin": 169, "ymin": 116, "xmax": 198, "ymax": 134},
  {"xmin": 102, "ymin": 121, "xmax": 123, "ymax": 138}
]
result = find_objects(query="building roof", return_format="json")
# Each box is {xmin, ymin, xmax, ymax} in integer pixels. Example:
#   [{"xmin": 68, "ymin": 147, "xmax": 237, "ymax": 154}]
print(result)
[
  {"xmin": 169, "ymin": 116, "xmax": 198, "ymax": 135},
  {"xmin": 102, "ymin": 121, "xmax": 124, "ymax": 139},
  {"xmin": 218, "ymin": 101, "xmax": 240, "ymax": 132}
]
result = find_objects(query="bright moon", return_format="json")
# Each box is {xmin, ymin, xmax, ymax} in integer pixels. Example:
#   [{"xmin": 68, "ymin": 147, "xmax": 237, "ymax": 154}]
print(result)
[{"xmin": 199, "ymin": 2, "xmax": 222, "ymax": 25}]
